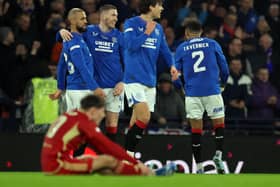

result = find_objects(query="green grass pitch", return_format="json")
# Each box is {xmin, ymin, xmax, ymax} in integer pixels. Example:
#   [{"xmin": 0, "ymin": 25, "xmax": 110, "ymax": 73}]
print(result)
[{"xmin": 0, "ymin": 173, "xmax": 280, "ymax": 187}]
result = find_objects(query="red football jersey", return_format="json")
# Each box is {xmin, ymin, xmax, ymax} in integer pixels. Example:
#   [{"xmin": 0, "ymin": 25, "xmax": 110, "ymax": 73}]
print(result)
[{"xmin": 41, "ymin": 110, "xmax": 137, "ymax": 172}]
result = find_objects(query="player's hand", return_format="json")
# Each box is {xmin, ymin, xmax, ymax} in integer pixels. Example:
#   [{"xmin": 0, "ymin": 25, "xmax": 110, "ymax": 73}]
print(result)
[
  {"xmin": 220, "ymin": 84, "xmax": 225, "ymax": 92},
  {"xmin": 170, "ymin": 66, "xmax": 179, "ymax": 80},
  {"xmin": 136, "ymin": 162, "xmax": 154, "ymax": 176},
  {"xmin": 145, "ymin": 21, "xmax": 156, "ymax": 35},
  {"xmin": 49, "ymin": 90, "xmax": 63, "ymax": 100},
  {"xmin": 93, "ymin": 88, "xmax": 106, "ymax": 98},
  {"xmin": 267, "ymin": 96, "xmax": 277, "ymax": 105},
  {"xmin": 113, "ymin": 82, "xmax": 124, "ymax": 96},
  {"xmin": 60, "ymin": 29, "xmax": 72, "ymax": 41}
]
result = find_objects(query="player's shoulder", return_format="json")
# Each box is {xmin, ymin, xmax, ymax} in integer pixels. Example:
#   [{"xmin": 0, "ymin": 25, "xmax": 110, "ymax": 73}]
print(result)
[
  {"xmin": 176, "ymin": 41, "xmax": 187, "ymax": 51},
  {"xmin": 203, "ymin": 37, "xmax": 220, "ymax": 47},
  {"xmin": 111, "ymin": 28, "xmax": 122, "ymax": 36},
  {"xmin": 65, "ymin": 33, "xmax": 84, "ymax": 50}
]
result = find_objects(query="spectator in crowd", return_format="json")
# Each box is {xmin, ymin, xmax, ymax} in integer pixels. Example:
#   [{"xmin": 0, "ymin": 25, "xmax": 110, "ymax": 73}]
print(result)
[
  {"xmin": 251, "ymin": 33, "xmax": 280, "ymax": 91},
  {"xmin": 237, "ymin": 0, "xmax": 259, "ymax": 35},
  {"xmin": 41, "ymin": 12, "xmax": 65, "ymax": 62},
  {"xmin": 218, "ymin": 11, "xmax": 238, "ymax": 44},
  {"xmin": 0, "ymin": 26, "xmax": 17, "ymax": 99},
  {"xmin": 265, "ymin": 3, "xmax": 280, "ymax": 46},
  {"xmin": 14, "ymin": 13, "xmax": 39, "ymax": 49},
  {"xmin": 223, "ymin": 58, "xmax": 252, "ymax": 119},
  {"xmin": 254, "ymin": 16, "xmax": 271, "ymax": 39},
  {"xmin": 164, "ymin": 27, "xmax": 179, "ymax": 52},
  {"xmin": 249, "ymin": 67, "xmax": 280, "ymax": 120},
  {"xmin": 81, "ymin": 0, "xmax": 98, "ymax": 15},
  {"xmin": 21, "ymin": 62, "xmax": 60, "ymax": 133},
  {"xmin": 175, "ymin": 0, "xmax": 208, "ymax": 28},
  {"xmin": 152, "ymin": 73, "xmax": 186, "ymax": 128},
  {"xmin": 225, "ymin": 37, "xmax": 253, "ymax": 77}
]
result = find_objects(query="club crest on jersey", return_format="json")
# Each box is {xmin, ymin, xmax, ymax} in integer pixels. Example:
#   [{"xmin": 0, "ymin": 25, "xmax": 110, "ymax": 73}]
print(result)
[
  {"xmin": 92, "ymin": 32, "xmax": 98, "ymax": 36},
  {"xmin": 101, "ymin": 35, "xmax": 108, "ymax": 40},
  {"xmin": 112, "ymin": 37, "xmax": 117, "ymax": 43},
  {"xmin": 138, "ymin": 27, "xmax": 144, "ymax": 32}
]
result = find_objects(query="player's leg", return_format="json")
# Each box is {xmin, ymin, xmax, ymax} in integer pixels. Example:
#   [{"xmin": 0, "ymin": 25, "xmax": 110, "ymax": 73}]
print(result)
[
  {"xmin": 65, "ymin": 90, "xmax": 92, "ymax": 111},
  {"xmin": 129, "ymin": 108, "xmax": 136, "ymax": 128},
  {"xmin": 205, "ymin": 94, "xmax": 226, "ymax": 174},
  {"xmin": 105, "ymin": 111, "xmax": 119, "ymax": 142},
  {"xmin": 125, "ymin": 102, "xmax": 150, "ymax": 156},
  {"xmin": 124, "ymin": 84, "xmax": 155, "ymax": 157},
  {"xmin": 103, "ymin": 88, "xmax": 124, "ymax": 142},
  {"xmin": 185, "ymin": 96, "xmax": 204, "ymax": 174}
]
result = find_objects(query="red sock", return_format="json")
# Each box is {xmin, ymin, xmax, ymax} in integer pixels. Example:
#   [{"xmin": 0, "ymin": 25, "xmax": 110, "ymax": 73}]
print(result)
[
  {"xmin": 114, "ymin": 161, "xmax": 141, "ymax": 175},
  {"xmin": 106, "ymin": 126, "xmax": 117, "ymax": 134},
  {"xmin": 135, "ymin": 120, "xmax": 147, "ymax": 129}
]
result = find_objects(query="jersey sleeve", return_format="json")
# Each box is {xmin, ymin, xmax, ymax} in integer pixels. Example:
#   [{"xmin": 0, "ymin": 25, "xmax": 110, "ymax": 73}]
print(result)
[
  {"xmin": 159, "ymin": 26, "xmax": 174, "ymax": 68},
  {"xmin": 123, "ymin": 19, "xmax": 149, "ymax": 52},
  {"xmin": 56, "ymin": 31, "xmax": 63, "ymax": 42},
  {"xmin": 68, "ymin": 40, "xmax": 99, "ymax": 90},
  {"xmin": 214, "ymin": 41, "xmax": 229, "ymax": 84},
  {"xmin": 57, "ymin": 48, "xmax": 67, "ymax": 90},
  {"xmin": 79, "ymin": 121, "xmax": 138, "ymax": 164},
  {"xmin": 175, "ymin": 45, "xmax": 184, "ymax": 72}
]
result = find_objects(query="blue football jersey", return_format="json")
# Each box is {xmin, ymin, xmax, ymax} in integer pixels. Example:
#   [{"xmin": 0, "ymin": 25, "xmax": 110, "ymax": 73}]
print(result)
[
  {"xmin": 175, "ymin": 37, "xmax": 229, "ymax": 96},
  {"xmin": 82, "ymin": 25, "xmax": 124, "ymax": 88},
  {"xmin": 57, "ymin": 32, "xmax": 98, "ymax": 90},
  {"xmin": 123, "ymin": 16, "xmax": 174, "ymax": 87}
]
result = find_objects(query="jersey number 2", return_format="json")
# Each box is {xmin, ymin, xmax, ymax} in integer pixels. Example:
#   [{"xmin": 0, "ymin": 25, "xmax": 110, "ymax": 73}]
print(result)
[{"xmin": 192, "ymin": 51, "xmax": 206, "ymax": 73}]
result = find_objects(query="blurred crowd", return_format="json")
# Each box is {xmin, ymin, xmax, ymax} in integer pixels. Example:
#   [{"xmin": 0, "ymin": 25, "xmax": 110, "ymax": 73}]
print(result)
[{"xmin": 0, "ymin": 0, "xmax": 280, "ymax": 134}]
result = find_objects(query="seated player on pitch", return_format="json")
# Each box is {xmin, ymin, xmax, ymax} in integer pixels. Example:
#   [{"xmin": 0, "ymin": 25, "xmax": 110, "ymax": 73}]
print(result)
[{"xmin": 41, "ymin": 95, "xmax": 176, "ymax": 175}]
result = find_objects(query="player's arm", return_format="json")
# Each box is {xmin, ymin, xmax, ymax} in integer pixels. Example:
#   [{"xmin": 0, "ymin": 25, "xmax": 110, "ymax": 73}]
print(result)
[
  {"xmin": 174, "ymin": 45, "xmax": 184, "ymax": 77},
  {"xmin": 49, "ymin": 50, "xmax": 66, "ymax": 100},
  {"xmin": 69, "ymin": 41, "xmax": 99, "ymax": 91},
  {"xmin": 123, "ymin": 20, "xmax": 150, "ymax": 52},
  {"xmin": 215, "ymin": 41, "xmax": 229, "ymax": 85},
  {"xmin": 81, "ymin": 122, "xmax": 138, "ymax": 164},
  {"xmin": 56, "ymin": 29, "xmax": 73, "ymax": 42},
  {"xmin": 159, "ymin": 28, "xmax": 178, "ymax": 80}
]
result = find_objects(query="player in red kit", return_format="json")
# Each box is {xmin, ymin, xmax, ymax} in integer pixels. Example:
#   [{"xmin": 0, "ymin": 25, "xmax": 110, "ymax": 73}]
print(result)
[{"xmin": 41, "ymin": 95, "xmax": 176, "ymax": 175}]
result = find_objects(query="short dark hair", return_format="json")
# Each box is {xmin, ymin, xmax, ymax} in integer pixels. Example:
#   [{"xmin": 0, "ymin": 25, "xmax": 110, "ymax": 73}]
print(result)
[
  {"xmin": 80, "ymin": 95, "xmax": 105, "ymax": 110},
  {"xmin": 184, "ymin": 19, "xmax": 202, "ymax": 33},
  {"xmin": 99, "ymin": 4, "xmax": 117, "ymax": 13},
  {"xmin": 139, "ymin": 0, "xmax": 162, "ymax": 14}
]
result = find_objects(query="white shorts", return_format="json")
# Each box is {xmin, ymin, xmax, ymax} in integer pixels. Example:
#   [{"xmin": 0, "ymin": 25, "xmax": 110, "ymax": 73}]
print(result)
[
  {"xmin": 65, "ymin": 90, "xmax": 92, "ymax": 111},
  {"xmin": 103, "ymin": 88, "xmax": 124, "ymax": 113},
  {"xmin": 124, "ymin": 83, "xmax": 156, "ymax": 112},
  {"xmin": 185, "ymin": 94, "xmax": 225, "ymax": 119}
]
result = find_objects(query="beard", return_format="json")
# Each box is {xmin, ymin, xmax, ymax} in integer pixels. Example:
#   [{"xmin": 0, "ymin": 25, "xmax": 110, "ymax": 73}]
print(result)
[{"xmin": 77, "ymin": 25, "xmax": 87, "ymax": 33}]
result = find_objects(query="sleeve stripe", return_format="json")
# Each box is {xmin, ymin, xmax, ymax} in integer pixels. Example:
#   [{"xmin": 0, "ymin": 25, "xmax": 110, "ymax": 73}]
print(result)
[
  {"xmin": 124, "ymin": 28, "xmax": 133, "ymax": 33},
  {"xmin": 70, "ymin": 45, "xmax": 81, "ymax": 51}
]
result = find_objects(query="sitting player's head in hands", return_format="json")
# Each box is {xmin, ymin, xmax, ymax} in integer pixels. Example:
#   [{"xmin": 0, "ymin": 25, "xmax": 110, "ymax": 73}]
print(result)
[
  {"xmin": 139, "ymin": 0, "xmax": 163, "ymax": 19},
  {"xmin": 184, "ymin": 19, "xmax": 203, "ymax": 40},
  {"xmin": 99, "ymin": 4, "xmax": 118, "ymax": 30},
  {"xmin": 67, "ymin": 8, "xmax": 88, "ymax": 33},
  {"xmin": 80, "ymin": 95, "xmax": 105, "ymax": 125}
]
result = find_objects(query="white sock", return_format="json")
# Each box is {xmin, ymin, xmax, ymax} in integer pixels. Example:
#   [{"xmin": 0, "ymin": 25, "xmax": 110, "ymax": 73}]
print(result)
[
  {"xmin": 215, "ymin": 150, "xmax": 222, "ymax": 160},
  {"xmin": 127, "ymin": 150, "xmax": 134, "ymax": 157},
  {"xmin": 197, "ymin": 162, "xmax": 203, "ymax": 171}
]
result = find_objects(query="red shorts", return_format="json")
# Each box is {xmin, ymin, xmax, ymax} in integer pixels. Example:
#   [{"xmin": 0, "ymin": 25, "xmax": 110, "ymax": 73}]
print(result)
[{"xmin": 42, "ymin": 154, "xmax": 95, "ymax": 175}]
